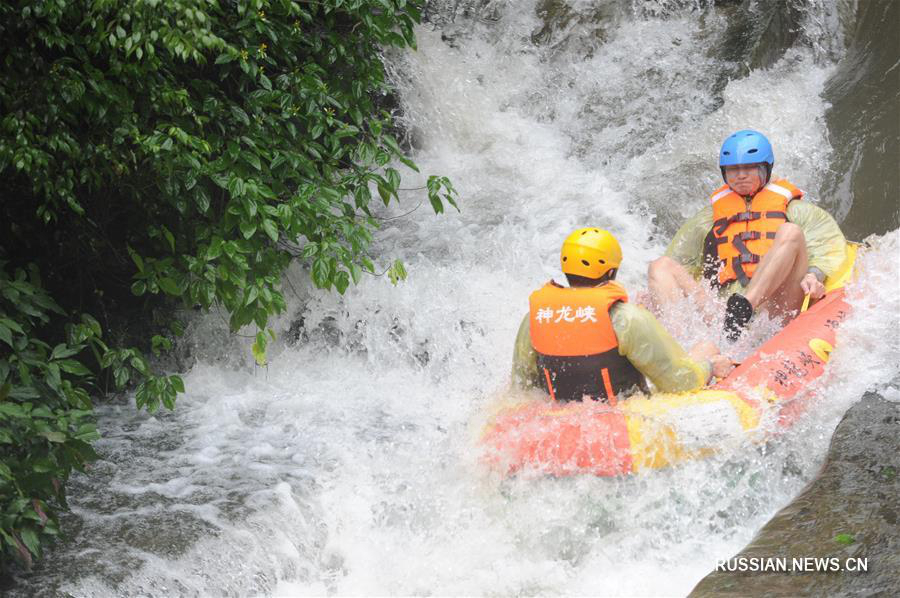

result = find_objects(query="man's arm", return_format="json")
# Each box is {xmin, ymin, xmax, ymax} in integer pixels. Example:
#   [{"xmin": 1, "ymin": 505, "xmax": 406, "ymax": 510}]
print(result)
[
  {"xmin": 787, "ymin": 201, "xmax": 847, "ymax": 280},
  {"xmin": 611, "ymin": 302, "xmax": 711, "ymax": 393},
  {"xmin": 663, "ymin": 205, "xmax": 715, "ymax": 279},
  {"xmin": 511, "ymin": 312, "xmax": 541, "ymax": 390}
]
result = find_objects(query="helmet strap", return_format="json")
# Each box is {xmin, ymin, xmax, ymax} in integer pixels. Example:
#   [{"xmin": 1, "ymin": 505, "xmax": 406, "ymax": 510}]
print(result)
[{"xmin": 565, "ymin": 269, "xmax": 616, "ymax": 288}]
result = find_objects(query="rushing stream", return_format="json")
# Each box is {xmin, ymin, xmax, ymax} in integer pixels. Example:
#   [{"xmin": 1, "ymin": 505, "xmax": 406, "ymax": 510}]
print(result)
[{"xmin": 9, "ymin": 1, "xmax": 900, "ymax": 596}]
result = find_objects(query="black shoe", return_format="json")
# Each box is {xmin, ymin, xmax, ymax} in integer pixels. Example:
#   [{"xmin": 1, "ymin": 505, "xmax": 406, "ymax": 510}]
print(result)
[{"xmin": 724, "ymin": 294, "xmax": 753, "ymax": 340}]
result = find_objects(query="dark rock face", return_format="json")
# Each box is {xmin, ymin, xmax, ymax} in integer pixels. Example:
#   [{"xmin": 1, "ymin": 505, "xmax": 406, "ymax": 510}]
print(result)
[
  {"xmin": 718, "ymin": 0, "xmax": 806, "ymax": 73},
  {"xmin": 821, "ymin": 0, "xmax": 900, "ymax": 238},
  {"xmin": 690, "ymin": 391, "xmax": 900, "ymax": 597}
]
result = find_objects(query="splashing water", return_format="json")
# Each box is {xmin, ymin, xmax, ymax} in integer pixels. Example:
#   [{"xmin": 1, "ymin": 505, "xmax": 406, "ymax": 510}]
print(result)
[{"xmin": 13, "ymin": 2, "xmax": 900, "ymax": 596}]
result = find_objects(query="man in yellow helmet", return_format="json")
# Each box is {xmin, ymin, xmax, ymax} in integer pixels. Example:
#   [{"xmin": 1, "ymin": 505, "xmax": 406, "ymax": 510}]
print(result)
[{"xmin": 512, "ymin": 228, "xmax": 733, "ymax": 402}]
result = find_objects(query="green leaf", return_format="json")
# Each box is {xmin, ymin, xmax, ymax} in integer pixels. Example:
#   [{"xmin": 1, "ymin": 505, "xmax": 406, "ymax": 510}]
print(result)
[
  {"xmin": 207, "ymin": 237, "xmax": 224, "ymax": 260},
  {"xmin": 40, "ymin": 430, "xmax": 67, "ymax": 443},
  {"xmin": 19, "ymin": 528, "xmax": 41, "ymax": 557},
  {"xmin": 8, "ymin": 385, "xmax": 40, "ymax": 400},
  {"xmin": 834, "ymin": 534, "xmax": 855, "ymax": 545},
  {"xmin": 113, "ymin": 366, "xmax": 129, "ymax": 389},
  {"xmin": 0, "ymin": 402, "xmax": 26, "ymax": 417},
  {"xmin": 378, "ymin": 184, "xmax": 392, "ymax": 206},
  {"xmin": 129, "ymin": 355, "xmax": 150, "ymax": 376},
  {"xmin": 158, "ymin": 277, "xmax": 181, "ymax": 296},
  {"xmin": 57, "ymin": 359, "xmax": 92, "ymax": 376},
  {"xmin": 388, "ymin": 260, "xmax": 407, "ymax": 285},
  {"xmin": 385, "ymin": 168, "xmax": 401, "ymax": 191},
  {"xmin": 302, "ymin": 243, "xmax": 318, "ymax": 258},
  {"xmin": 428, "ymin": 192, "xmax": 444, "ymax": 214},
  {"xmin": 398, "ymin": 154, "xmax": 419, "ymax": 172},
  {"xmin": 162, "ymin": 227, "xmax": 175, "ymax": 252},
  {"xmin": 251, "ymin": 339, "xmax": 267, "ymax": 366},
  {"xmin": 215, "ymin": 51, "xmax": 236, "ymax": 64},
  {"xmin": 127, "ymin": 246, "xmax": 145, "ymax": 272},
  {"xmin": 244, "ymin": 285, "xmax": 259, "ymax": 306},
  {"xmin": 51, "ymin": 344, "xmax": 81, "ymax": 360},
  {"xmin": 311, "ymin": 258, "xmax": 330, "ymax": 288},
  {"xmin": 0, "ymin": 318, "xmax": 24, "ymax": 335},
  {"xmin": 32, "ymin": 458, "xmax": 55, "ymax": 472},
  {"xmin": 83, "ymin": 314, "xmax": 102, "ymax": 337},
  {"xmin": 231, "ymin": 105, "xmax": 250, "ymax": 125},
  {"xmin": 334, "ymin": 270, "xmax": 350, "ymax": 294},
  {"xmin": 261, "ymin": 219, "xmax": 278, "ymax": 242},
  {"xmin": 246, "ymin": 152, "xmax": 262, "ymax": 171},
  {"xmin": 239, "ymin": 220, "xmax": 257, "ymax": 239}
]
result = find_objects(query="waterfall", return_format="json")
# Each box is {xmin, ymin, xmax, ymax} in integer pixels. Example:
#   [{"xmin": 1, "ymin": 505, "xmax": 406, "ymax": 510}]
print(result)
[{"xmin": 11, "ymin": 2, "xmax": 899, "ymax": 596}]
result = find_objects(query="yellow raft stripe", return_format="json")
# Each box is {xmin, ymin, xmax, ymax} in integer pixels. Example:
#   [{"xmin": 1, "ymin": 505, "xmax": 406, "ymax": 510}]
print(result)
[
  {"xmin": 824, "ymin": 241, "xmax": 858, "ymax": 293},
  {"xmin": 621, "ymin": 390, "xmax": 762, "ymax": 472}
]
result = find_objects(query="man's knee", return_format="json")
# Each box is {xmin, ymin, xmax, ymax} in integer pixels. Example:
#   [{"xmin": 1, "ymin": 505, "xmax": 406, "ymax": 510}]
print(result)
[
  {"xmin": 774, "ymin": 222, "xmax": 805, "ymax": 247},
  {"xmin": 648, "ymin": 256, "xmax": 679, "ymax": 282}
]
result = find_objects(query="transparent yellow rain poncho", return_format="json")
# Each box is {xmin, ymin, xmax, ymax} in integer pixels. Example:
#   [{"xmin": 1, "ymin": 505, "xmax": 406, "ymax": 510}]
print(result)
[{"xmin": 665, "ymin": 201, "xmax": 848, "ymax": 295}]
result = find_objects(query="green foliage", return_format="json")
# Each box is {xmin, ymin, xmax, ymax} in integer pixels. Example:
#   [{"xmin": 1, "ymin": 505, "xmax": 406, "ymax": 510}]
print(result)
[
  {"xmin": 0, "ymin": 264, "xmax": 98, "ymax": 566},
  {"xmin": 833, "ymin": 533, "xmax": 855, "ymax": 545},
  {"xmin": 0, "ymin": 0, "xmax": 455, "ymax": 566},
  {"xmin": 0, "ymin": 262, "xmax": 187, "ymax": 566}
]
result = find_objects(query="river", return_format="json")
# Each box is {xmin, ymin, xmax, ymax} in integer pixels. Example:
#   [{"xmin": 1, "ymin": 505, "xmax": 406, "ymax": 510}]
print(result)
[{"xmin": 8, "ymin": 1, "xmax": 899, "ymax": 596}]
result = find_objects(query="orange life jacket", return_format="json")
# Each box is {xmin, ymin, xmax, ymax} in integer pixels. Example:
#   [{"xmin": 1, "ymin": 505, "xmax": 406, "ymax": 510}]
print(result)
[
  {"xmin": 705, "ymin": 179, "xmax": 803, "ymax": 286},
  {"xmin": 528, "ymin": 281, "xmax": 645, "ymax": 404}
]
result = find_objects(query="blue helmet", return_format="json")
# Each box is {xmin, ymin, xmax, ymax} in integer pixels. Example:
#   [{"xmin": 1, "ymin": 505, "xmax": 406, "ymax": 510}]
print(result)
[
  {"xmin": 719, "ymin": 129, "xmax": 774, "ymax": 184},
  {"xmin": 719, "ymin": 129, "xmax": 774, "ymax": 166}
]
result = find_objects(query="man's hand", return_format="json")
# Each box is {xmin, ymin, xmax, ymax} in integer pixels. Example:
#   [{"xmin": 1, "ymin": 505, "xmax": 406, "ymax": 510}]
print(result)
[
  {"xmin": 709, "ymin": 354, "xmax": 736, "ymax": 379},
  {"xmin": 690, "ymin": 341, "xmax": 736, "ymax": 379},
  {"xmin": 689, "ymin": 341, "xmax": 719, "ymax": 362},
  {"xmin": 800, "ymin": 272, "xmax": 826, "ymax": 299}
]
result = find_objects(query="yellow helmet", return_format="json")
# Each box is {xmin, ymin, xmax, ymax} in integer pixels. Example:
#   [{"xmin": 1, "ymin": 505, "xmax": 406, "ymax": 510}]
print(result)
[{"xmin": 560, "ymin": 227, "xmax": 622, "ymax": 279}]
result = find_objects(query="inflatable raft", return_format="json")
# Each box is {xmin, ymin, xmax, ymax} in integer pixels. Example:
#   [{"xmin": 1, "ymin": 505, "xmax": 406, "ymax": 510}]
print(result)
[{"xmin": 481, "ymin": 244, "xmax": 859, "ymax": 477}]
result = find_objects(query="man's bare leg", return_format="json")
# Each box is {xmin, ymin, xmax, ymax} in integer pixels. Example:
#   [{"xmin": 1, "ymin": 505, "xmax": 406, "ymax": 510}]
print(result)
[
  {"xmin": 647, "ymin": 256, "xmax": 709, "ymax": 313},
  {"xmin": 741, "ymin": 223, "xmax": 808, "ymax": 315},
  {"xmin": 724, "ymin": 223, "xmax": 811, "ymax": 339}
]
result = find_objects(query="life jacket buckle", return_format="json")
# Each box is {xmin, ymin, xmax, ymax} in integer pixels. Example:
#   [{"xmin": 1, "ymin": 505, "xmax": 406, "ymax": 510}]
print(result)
[{"xmin": 737, "ymin": 210, "xmax": 761, "ymax": 223}]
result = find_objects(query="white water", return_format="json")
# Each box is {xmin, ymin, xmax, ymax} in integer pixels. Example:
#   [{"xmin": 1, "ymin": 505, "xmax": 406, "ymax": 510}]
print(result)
[{"xmin": 24, "ymin": 2, "xmax": 900, "ymax": 597}]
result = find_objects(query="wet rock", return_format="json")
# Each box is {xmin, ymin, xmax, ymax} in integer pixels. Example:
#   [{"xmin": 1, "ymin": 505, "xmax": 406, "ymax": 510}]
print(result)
[
  {"xmin": 690, "ymin": 390, "xmax": 900, "ymax": 596},
  {"xmin": 717, "ymin": 0, "xmax": 806, "ymax": 73},
  {"xmin": 821, "ymin": 0, "xmax": 900, "ymax": 238},
  {"xmin": 424, "ymin": 0, "xmax": 501, "ymax": 28},
  {"xmin": 530, "ymin": 0, "xmax": 627, "ymax": 63}
]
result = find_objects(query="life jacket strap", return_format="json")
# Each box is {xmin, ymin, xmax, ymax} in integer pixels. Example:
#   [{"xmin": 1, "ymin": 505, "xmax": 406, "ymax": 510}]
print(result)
[
  {"xmin": 601, "ymin": 368, "xmax": 616, "ymax": 406},
  {"xmin": 732, "ymin": 257, "xmax": 752, "ymax": 287},
  {"xmin": 731, "ymin": 235, "xmax": 759, "ymax": 262},
  {"xmin": 543, "ymin": 367, "xmax": 557, "ymax": 402},
  {"xmin": 732, "ymin": 210, "xmax": 761, "ymax": 223}
]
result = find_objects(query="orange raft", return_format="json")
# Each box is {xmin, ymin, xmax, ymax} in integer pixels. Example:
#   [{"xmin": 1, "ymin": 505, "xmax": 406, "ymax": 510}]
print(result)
[{"xmin": 481, "ymin": 245, "xmax": 858, "ymax": 477}]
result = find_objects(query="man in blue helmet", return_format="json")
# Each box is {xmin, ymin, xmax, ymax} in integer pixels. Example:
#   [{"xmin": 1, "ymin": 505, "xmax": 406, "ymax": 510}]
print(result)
[{"xmin": 647, "ymin": 130, "xmax": 847, "ymax": 340}]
